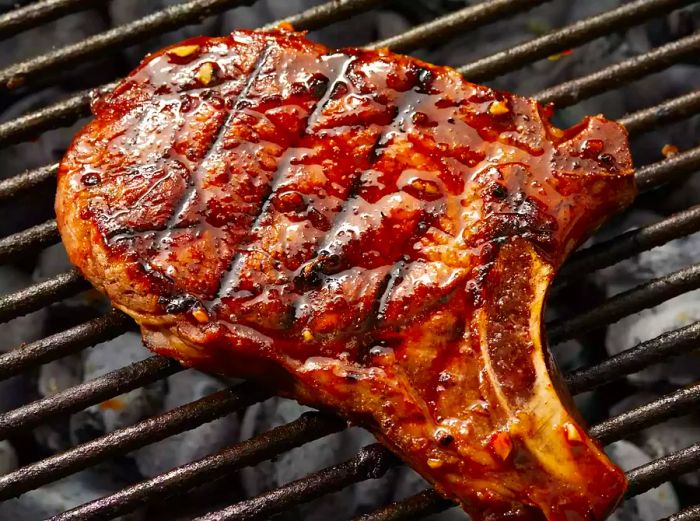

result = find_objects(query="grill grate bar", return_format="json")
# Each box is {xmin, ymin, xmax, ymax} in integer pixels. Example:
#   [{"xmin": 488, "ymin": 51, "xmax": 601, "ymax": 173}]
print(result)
[
  {"xmin": 261, "ymin": 0, "xmax": 387, "ymax": 32},
  {"xmin": 0, "ymin": 0, "xmax": 106, "ymax": 40},
  {"xmin": 0, "ymin": 219, "xmax": 59, "ymax": 264},
  {"xmin": 22, "ymin": 334, "xmax": 696, "ymax": 520},
  {"xmin": 535, "ymin": 31, "xmax": 700, "ymax": 107},
  {"xmin": 620, "ymin": 89, "xmax": 700, "ymax": 135},
  {"xmin": 51, "ymin": 412, "xmax": 345, "ymax": 521},
  {"xmin": 0, "ymin": 163, "xmax": 57, "ymax": 202},
  {"xmin": 565, "ymin": 320, "xmax": 700, "ymax": 394},
  {"xmin": 0, "ymin": 85, "xmax": 104, "ymax": 149},
  {"xmin": 3, "ymin": 255, "xmax": 696, "ymax": 385},
  {"xmin": 0, "ymin": 310, "xmax": 129, "ymax": 380},
  {"xmin": 589, "ymin": 383, "xmax": 700, "ymax": 444},
  {"xmin": 0, "ymin": 2, "xmax": 698, "ymax": 518},
  {"xmin": 0, "ymin": 382, "xmax": 271, "ymax": 501},
  {"xmin": 548, "ymin": 262, "xmax": 700, "ymax": 343},
  {"xmin": 0, "ymin": 268, "xmax": 88, "ymax": 324},
  {"xmin": 0, "ymin": 0, "xmax": 386, "ymax": 90},
  {"xmin": 353, "ymin": 489, "xmax": 448, "ymax": 521},
  {"xmin": 664, "ymin": 505, "xmax": 700, "ymax": 521},
  {"xmin": 636, "ymin": 145, "xmax": 700, "ymax": 191},
  {"xmin": 194, "ymin": 443, "xmax": 399, "ymax": 521},
  {"xmin": 626, "ymin": 444, "xmax": 700, "ymax": 498},
  {"xmin": 559, "ymin": 205, "xmax": 700, "ymax": 279},
  {"xmin": 0, "ymin": 355, "xmax": 180, "ymax": 440},
  {"xmin": 367, "ymin": 0, "xmax": 550, "ymax": 52},
  {"xmin": 457, "ymin": 0, "xmax": 696, "ymax": 82}
]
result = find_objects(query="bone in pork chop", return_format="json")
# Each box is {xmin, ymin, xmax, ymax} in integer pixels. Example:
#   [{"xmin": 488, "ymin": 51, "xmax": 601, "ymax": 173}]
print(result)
[{"xmin": 56, "ymin": 28, "xmax": 636, "ymax": 520}]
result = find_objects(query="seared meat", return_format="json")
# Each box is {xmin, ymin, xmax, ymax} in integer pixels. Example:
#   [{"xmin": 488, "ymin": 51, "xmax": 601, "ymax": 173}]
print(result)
[{"xmin": 56, "ymin": 28, "xmax": 636, "ymax": 520}]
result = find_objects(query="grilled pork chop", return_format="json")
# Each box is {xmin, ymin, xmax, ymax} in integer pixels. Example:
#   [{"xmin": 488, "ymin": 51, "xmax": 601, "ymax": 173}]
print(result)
[{"xmin": 57, "ymin": 28, "xmax": 636, "ymax": 520}]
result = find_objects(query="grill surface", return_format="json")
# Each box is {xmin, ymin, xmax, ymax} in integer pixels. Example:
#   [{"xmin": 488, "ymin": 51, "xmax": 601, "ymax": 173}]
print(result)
[{"xmin": 0, "ymin": 0, "xmax": 699, "ymax": 519}]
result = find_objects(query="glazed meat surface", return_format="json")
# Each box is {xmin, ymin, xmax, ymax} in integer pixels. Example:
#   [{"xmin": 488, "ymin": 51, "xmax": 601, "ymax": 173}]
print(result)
[{"xmin": 57, "ymin": 29, "xmax": 636, "ymax": 520}]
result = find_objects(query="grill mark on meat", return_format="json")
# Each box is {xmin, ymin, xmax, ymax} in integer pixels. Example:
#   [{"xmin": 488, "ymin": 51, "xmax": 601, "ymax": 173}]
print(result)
[
  {"xmin": 288, "ymin": 71, "xmax": 424, "ymax": 331},
  {"xmin": 116, "ymin": 44, "xmax": 272, "ymax": 248},
  {"xmin": 212, "ymin": 50, "xmax": 349, "ymax": 305},
  {"xmin": 161, "ymin": 44, "xmax": 274, "ymax": 238},
  {"xmin": 376, "ymin": 259, "xmax": 407, "ymax": 322},
  {"xmin": 305, "ymin": 53, "xmax": 356, "ymax": 132},
  {"xmin": 304, "ymin": 72, "xmax": 420, "ymax": 265}
]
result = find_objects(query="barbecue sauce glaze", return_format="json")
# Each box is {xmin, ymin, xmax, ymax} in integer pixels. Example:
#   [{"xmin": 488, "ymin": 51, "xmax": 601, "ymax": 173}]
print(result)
[{"xmin": 57, "ymin": 28, "xmax": 636, "ymax": 521}]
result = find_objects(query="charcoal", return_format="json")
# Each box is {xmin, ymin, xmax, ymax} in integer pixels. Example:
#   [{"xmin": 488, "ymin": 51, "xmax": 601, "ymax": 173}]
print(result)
[
  {"xmin": 0, "ymin": 469, "xmax": 142, "ymax": 521},
  {"xmin": 606, "ymin": 440, "xmax": 679, "ymax": 521},
  {"xmin": 239, "ymin": 397, "xmax": 471, "ymax": 519},
  {"xmin": 0, "ymin": 267, "xmax": 47, "ymax": 414},
  {"xmin": 70, "ymin": 332, "xmax": 164, "ymax": 443},
  {"xmin": 0, "ymin": 266, "xmax": 48, "ymax": 350},
  {"xmin": 134, "ymin": 369, "xmax": 239, "ymax": 478},
  {"xmin": 238, "ymin": 397, "xmax": 380, "ymax": 519},
  {"xmin": 108, "ymin": 0, "xmax": 221, "ymax": 67},
  {"xmin": 0, "ymin": 10, "xmax": 108, "ymax": 70},
  {"xmin": 0, "ymin": 90, "xmax": 89, "ymax": 236},
  {"xmin": 612, "ymin": 393, "xmax": 700, "ymax": 487},
  {"xmin": 0, "ymin": 440, "xmax": 18, "ymax": 476},
  {"xmin": 34, "ymin": 354, "xmax": 83, "ymax": 452},
  {"xmin": 33, "ymin": 244, "xmax": 111, "ymax": 315},
  {"xmin": 0, "ymin": 1, "xmax": 698, "ymax": 517},
  {"xmin": 600, "ymin": 221, "xmax": 700, "ymax": 386},
  {"xmin": 221, "ymin": 0, "xmax": 400, "ymax": 48}
]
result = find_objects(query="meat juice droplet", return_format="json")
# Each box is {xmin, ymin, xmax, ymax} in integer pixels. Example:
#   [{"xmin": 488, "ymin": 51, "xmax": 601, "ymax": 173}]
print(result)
[{"xmin": 81, "ymin": 172, "xmax": 101, "ymax": 186}]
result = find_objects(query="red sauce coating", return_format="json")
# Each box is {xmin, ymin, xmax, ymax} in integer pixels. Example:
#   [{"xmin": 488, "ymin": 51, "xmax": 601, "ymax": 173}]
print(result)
[{"xmin": 56, "ymin": 28, "xmax": 636, "ymax": 521}]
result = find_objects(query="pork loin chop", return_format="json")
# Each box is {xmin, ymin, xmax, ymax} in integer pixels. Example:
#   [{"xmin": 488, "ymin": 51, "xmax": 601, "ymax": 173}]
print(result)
[{"xmin": 56, "ymin": 28, "xmax": 636, "ymax": 520}]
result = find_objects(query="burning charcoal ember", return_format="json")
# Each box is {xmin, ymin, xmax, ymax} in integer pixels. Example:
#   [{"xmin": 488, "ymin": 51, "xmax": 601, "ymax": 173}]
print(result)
[
  {"xmin": 134, "ymin": 370, "xmax": 239, "ymax": 478},
  {"xmin": 612, "ymin": 394, "xmax": 700, "ymax": 487},
  {"xmin": 606, "ymin": 440, "xmax": 679, "ymax": 521},
  {"xmin": 600, "ymin": 220, "xmax": 700, "ymax": 385},
  {"xmin": 0, "ymin": 469, "xmax": 142, "ymax": 521},
  {"xmin": 70, "ymin": 332, "xmax": 165, "ymax": 442},
  {"xmin": 0, "ymin": 441, "xmax": 18, "ymax": 476}
]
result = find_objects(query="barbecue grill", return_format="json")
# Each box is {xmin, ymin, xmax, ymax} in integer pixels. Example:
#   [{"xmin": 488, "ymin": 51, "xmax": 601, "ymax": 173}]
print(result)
[{"xmin": 0, "ymin": 0, "xmax": 699, "ymax": 519}]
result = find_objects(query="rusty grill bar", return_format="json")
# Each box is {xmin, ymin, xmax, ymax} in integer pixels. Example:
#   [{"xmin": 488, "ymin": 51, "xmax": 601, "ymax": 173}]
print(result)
[{"xmin": 0, "ymin": 0, "xmax": 699, "ymax": 519}]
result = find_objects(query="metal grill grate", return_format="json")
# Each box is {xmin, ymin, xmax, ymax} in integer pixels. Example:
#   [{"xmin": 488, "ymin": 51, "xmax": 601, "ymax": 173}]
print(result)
[{"xmin": 0, "ymin": 0, "xmax": 699, "ymax": 519}]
